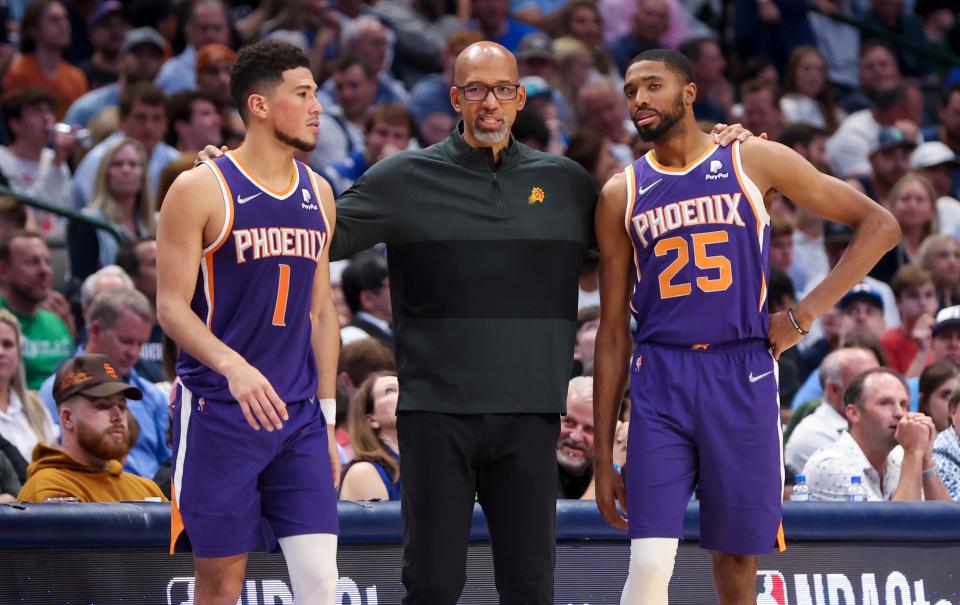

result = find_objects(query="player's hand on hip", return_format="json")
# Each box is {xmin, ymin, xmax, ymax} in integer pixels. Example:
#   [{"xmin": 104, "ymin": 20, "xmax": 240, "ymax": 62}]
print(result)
[
  {"xmin": 711, "ymin": 123, "xmax": 768, "ymax": 146},
  {"xmin": 195, "ymin": 144, "xmax": 228, "ymax": 166},
  {"xmin": 594, "ymin": 463, "xmax": 628, "ymax": 529},
  {"xmin": 226, "ymin": 361, "xmax": 288, "ymax": 431},
  {"xmin": 768, "ymin": 311, "xmax": 805, "ymax": 360},
  {"xmin": 327, "ymin": 423, "xmax": 341, "ymax": 488}
]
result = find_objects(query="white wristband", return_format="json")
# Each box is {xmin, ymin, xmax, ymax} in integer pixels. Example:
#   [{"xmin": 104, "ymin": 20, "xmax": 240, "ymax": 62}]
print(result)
[{"xmin": 319, "ymin": 398, "xmax": 337, "ymax": 425}]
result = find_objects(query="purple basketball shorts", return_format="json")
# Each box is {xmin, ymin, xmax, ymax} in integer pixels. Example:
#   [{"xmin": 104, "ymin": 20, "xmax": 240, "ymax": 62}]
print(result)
[
  {"xmin": 170, "ymin": 382, "xmax": 338, "ymax": 558},
  {"xmin": 625, "ymin": 339, "xmax": 784, "ymax": 555}
]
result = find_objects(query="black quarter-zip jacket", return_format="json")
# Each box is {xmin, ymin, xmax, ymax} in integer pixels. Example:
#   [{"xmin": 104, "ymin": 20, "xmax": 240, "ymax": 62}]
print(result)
[{"xmin": 331, "ymin": 125, "xmax": 598, "ymax": 414}]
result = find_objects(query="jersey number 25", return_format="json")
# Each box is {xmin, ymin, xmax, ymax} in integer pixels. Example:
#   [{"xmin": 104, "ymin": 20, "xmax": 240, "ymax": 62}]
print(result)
[{"xmin": 654, "ymin": 230, "xmax": 732, "ymax": 299}]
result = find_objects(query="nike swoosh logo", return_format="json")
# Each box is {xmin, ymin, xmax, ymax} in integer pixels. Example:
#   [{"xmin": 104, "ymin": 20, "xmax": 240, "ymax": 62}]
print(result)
[
  {"xmin": 637, "ymin": 178, "xmax": 662, "ymax": 195},
  {"xmin": 237, "ymin": 192, "xmax": 262, "ymax": 205},
  {"xmin": 749, "ymin": 371, "xmax": 773, "ymax": 383}
]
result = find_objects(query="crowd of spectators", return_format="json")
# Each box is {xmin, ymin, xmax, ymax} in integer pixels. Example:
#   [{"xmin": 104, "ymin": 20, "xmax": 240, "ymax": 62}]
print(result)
[{"xmin": 0, "ymin": 0, "xmax": 957, "ymax": 506}]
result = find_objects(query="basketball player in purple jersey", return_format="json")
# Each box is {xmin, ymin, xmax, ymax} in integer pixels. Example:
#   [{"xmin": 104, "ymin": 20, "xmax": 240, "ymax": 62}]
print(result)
[
  {"xmin": 156, "ymin": 41, "xmax": 340, "ymax": 604},
  {"xmin": 593, "ymin": 49, "xmax": 900, "ymax": 604}
]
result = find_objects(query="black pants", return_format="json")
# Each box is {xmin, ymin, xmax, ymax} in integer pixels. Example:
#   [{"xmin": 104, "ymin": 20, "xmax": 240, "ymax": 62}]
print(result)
[{"xmin": 398, "ymin": 411, "xmax": 560, "ymax": 605}]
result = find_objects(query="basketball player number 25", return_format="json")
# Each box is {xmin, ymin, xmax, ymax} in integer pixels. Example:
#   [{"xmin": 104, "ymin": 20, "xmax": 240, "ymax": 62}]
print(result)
[
  {"xmin": 272, "ymin": 264, "xmax": 290, "ymax": 326},
  {"xmin": 655, "ymin": 231, "xmax": 732, "ymax": 298}
]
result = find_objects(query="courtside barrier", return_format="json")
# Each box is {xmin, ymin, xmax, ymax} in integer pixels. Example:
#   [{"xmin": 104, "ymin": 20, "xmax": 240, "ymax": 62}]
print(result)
[{"xmin": 2, "ymin": 500, "xmax": 959, "ymax": 604}]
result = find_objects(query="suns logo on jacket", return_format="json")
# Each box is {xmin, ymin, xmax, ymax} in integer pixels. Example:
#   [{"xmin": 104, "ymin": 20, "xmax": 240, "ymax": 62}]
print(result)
[{"xmin": 528, "ymin": 187, "xmax": 545, "ymax": 205}]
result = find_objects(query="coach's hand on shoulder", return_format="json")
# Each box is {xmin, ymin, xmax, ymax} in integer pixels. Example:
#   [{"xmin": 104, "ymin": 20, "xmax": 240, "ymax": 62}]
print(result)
[
  {"xmin": 225, "ymin": 359, "xmax": 288, "ymax": 431},
  {"xmin": 711, "ymin": 123, "xmax": 768, "ymax": 147},
  {"xmin": 195, "ymin": 144, "xmax": 228, "ymax": 166},
  {"xmin": 594, "ymin": 462, "xmax": 628, "ymax": 529}
]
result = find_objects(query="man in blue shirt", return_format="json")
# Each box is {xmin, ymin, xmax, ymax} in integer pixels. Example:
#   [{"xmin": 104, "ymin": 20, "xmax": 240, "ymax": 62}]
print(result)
[
  {"xmin": 323, "ymin": 103, "xmax": 414, "ymax": 196},
  {"xmin": 469, "ymin": 0, "xmax": 540, "ymax": 53},
  {"xmin": 39, "ymin": 288, "xmax": 170, "ymax": 479},
  {"xmin": 65, "ymin": 27, "xmax": 166, "ymax": 128}
]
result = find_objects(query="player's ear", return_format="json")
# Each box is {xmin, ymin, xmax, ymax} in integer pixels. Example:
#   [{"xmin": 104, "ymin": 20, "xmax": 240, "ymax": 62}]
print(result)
[
  {"xmin": 684, "ymin": 81, "xmax": 697, "ymax": 106},
  {"xmin": 247, "ymin": 93, "xmax": 269, "ymax": 121}
]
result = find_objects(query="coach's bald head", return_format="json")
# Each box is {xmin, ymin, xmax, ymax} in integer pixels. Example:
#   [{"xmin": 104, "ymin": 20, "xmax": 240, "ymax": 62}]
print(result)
[{"xmin": 450, "ymin": 41, "xmax": 526, "ymax": 158}]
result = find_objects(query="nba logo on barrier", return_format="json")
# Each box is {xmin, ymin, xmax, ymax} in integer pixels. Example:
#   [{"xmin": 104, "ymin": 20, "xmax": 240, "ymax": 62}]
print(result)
[{"xmin": 756, "ymin": 570, "xmax": 788, "ymax": 605}]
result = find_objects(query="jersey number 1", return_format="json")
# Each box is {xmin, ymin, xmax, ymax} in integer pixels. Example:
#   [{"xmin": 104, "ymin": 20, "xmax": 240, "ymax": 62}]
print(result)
[
  {"xmin": 272, "ymin": 264, "xmax": 290, "ymax": 326},
  {"xmin": 654, "ymin": 231, "xmax": 732, "ymax": 299}
]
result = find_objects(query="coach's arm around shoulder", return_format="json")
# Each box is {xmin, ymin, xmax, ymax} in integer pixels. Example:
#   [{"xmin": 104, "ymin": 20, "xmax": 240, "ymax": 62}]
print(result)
[
  {"xmin": 156, "ymin": 167, "xmax": 289, "ymax": 433},
  {"xmin": 592, "ymin": 171, "xmax": 634, "ymax": 529},
  {"xmin": 738, "ymin": 138, "xmax": 901, "ymax": 359}
]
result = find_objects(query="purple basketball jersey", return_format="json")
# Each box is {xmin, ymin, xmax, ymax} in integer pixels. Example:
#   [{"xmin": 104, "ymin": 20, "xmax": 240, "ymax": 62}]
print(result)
[
  {"xmin": 176, "ymin": 152, "xmax": 330, "ymax": 402},
  {"xmin": 625, "ymin": 142, "xmax": 770, "ymax": 345}
]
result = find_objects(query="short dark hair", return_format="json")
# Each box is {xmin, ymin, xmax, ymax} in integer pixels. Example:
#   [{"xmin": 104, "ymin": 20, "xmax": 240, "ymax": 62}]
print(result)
[
  {"xmin": 119, "ymin": 82, "xmax": 168, "ymax": 120},
  {"xmin": 630, "ymin": 48, "xmax": 695, "ymax": 85},
  {"xmin": 843, "ymin": 367, "xmax": 908, "ymax": 410},
  {"xmin": 115, "ymin": 237, "xmax": 155, "ymax": 279},
  {"xmin": 678, "ymin": 37, "xmax": 716, "ymax": 64},
  {"xmin": 1, "ymin": 88, "xmax": 56, "ymax": 141},
  {"xmin": 0, "ymin": 230, "xmax": 44, "ymax": 263},
  {"xmin": 168, "ymin": 91, "xmax": 219, "ymax": 127},
  {"xmin": 341, "ymin": 251, "xmax": 388, "ymax": 314},
  {"xmin": 335, "ymin": 54, "xmax": 377, "ymax": 79},
  {"xmin": 859, "ymin": 39, "xmax": 896, "ymax": 61},
  {"xmin": 230, "ymin": 40, "xmax": 310, "ymax": 122},
  {"xmin": 778, "ymin": 123, "xmax": 824, "ymax": 148}
]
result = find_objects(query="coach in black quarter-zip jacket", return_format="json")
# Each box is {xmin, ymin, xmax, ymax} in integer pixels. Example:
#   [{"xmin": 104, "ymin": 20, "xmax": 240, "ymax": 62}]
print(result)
[{"xmin": 330, "ymin": 41, "xmax": 597, "ymax": 605}]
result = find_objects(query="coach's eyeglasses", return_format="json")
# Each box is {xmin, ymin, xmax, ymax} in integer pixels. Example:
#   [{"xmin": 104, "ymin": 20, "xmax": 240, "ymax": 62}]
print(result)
[{"xmin": 456, "ymin": 83, "xmax": 521, "ymax": 102}]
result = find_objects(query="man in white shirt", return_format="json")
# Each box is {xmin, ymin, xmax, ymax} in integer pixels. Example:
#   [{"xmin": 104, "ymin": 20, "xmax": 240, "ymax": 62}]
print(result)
[
  {"xmin": 803, "ymin": 367, "xmax": 950, "ymax": 501},
  {"xmin": 785, "ymin": 347, "xmax": 879, "ymax": 475},
  {"xmin": 825, "ymin": 79, "xmax": 923, "ymax": 179},
  {"xmin": 0, "ymin": 89, "xmax": 76, "ymax": 237}
]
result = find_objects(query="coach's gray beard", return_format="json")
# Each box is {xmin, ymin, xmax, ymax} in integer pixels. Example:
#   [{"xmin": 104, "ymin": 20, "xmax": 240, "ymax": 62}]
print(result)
[{"xmin": 471, "ymin": 119, "xmax": 510, "ymax": 145}]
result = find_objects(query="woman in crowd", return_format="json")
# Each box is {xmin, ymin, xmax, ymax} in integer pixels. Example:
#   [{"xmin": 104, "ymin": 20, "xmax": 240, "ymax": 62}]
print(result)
[
  {"xmin": 919, "ymin": 234, "xmax": 960, "ymax": 310},
  {"xmin": 68, "ymin": 138, "xmax": 156, "ymax": 281},
  {"xmin": 780, "ymin": 46, "xmax": 844, "ymax": 134},
  {"xmin": 934, "ymin": 387, "xmax": 960, "ymax": 501},
  {"xmin": 872, "ymin": 173, "xmax": 939, "ymax": 283},
  {"xmin": 339, "ymin": 372, "xmax": 400, "ymax": 501},
  {"xmin": 0, "ymin": 310, "xmax": 56, "ymax": 464},
  {"xmin": 553, "ymin": 36, "xmax": 596, "ymax": 132},
  {"xmin": 560, "ymin": 1, "xmax": 620, "ymax": 88},
  {"xmin": 919, "ymin": 360, "xmax": 959, "ymax": 433}
]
